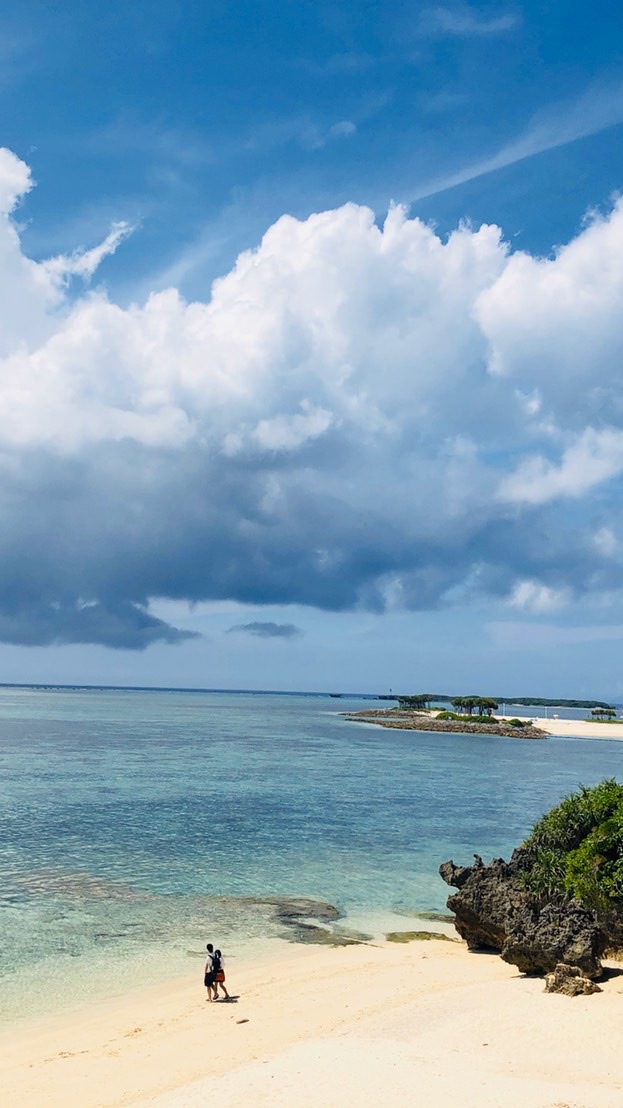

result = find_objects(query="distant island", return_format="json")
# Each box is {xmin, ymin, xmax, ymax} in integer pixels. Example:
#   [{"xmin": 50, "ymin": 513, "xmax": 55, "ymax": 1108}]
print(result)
[
  {"xmin": 379, "ymin": 693, "xmax": 615, "ymax": 710},
  {"xmin": 345, "ymin": 705, "xmax": 547, "ymax": 739},
  {"xmin": 346, "ymin": 689, "xmax": 621, "ymax": 738}
]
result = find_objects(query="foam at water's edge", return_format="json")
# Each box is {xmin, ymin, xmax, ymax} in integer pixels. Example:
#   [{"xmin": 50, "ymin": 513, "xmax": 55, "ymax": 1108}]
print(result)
[{"xmin": 0, "ymin": 897, "xmax": 460, "ymax": 1025}]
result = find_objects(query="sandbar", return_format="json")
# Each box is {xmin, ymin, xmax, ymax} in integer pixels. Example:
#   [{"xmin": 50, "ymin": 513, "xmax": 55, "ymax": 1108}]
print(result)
[
  {"xmin": 2, "ymin": 938, "xmax": 622, "ymax": 1107},
  {"xmin": 517, "ymin": 717, "xmax": 623, "ymax": 740}
]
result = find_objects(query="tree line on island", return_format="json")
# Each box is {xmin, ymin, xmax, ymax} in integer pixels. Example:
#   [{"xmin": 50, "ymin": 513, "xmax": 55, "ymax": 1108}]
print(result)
[
  {"xmin": 395, "ymin": 693, "xmax": 616, "ymax": 713},
  {"xmin": 397, "ymin": 694, "xmax": 499, "ymax": 715}
]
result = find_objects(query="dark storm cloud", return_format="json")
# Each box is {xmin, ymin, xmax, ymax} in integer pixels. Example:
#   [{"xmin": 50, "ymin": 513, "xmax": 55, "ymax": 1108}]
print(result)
[
  {"xmin": 228, "ymin": 622, "xmax": 303, "ymax": 638},
  {"xmin": 0, "ymin": 598, "xmax": 198, "ymax": 650},
  {"xmin": 0, "ymin": 437, "xmax": 618, "ymax": 651}
]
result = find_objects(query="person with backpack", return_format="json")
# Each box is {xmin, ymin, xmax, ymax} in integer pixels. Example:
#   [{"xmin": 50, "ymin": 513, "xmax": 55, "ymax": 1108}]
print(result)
[
  {"xmin": 204, "ymin": 942, "xmax": 217, "ymax": 1001},
  {"xmin": 212, "ymin": 948, "xmax": 230, "ymax": 1000}
]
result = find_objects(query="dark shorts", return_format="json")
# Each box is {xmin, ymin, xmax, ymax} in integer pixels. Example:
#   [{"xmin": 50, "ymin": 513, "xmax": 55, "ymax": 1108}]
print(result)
[{"xmin": 204, "ymin": 971, "xmax": 216, "ymax": 987}]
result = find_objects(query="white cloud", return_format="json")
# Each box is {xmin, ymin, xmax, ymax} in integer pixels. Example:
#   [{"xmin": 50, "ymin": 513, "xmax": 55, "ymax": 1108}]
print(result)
[
  {"xmin": 43, "ymin": 220, "xmax": 134, "ymax": 283},
  {"xmin": 223, "ymin": 403, "xmax": 333, "ymax": 455},
  {"xmin": 476, "ymin": 199, "xmax": 623, "ymax": 398},
  {"xmin": 0, "ymin": 190, "xmax": 509, "ymax": 452},
  {"xmin": 251, "ymin": 404, "xmax": 334, "ymax": 453},
  {"xmin": 1, "ymin": 148, "xmax": 623, "ymax": 645},
  {"xmin": 0, "ymin": 147, "xmax": 32, "ymax": 213},
  {"xmin": 594, "ymin": 527, "xmax": 619, "ymax": 557},
  {"xmin": 507, "ymin": 580, "xmax": 570, "ymax": 614},
  {"xmin": 498, "ymin": 429, "xmax": 623, "ymax": 505}
]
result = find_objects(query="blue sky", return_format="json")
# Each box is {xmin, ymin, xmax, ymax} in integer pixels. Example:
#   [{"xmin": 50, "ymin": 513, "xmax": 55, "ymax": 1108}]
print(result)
[{"xmin": 1, "ymin": 1, "xmax": 623, "ymax": 696}]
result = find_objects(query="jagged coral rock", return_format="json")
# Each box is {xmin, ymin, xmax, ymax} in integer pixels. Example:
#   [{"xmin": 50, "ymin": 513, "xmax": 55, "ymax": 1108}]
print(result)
[
  {"xmin": 502, "ymin": 900, "xmax": 605, "ymax": 977},
  {"xmin": 544, "ymin": 963, "xmax": 602, "ymax": 996},
  {"xmin": 439, "ymin": 851, "xmax": 606, "ymax": 978}
]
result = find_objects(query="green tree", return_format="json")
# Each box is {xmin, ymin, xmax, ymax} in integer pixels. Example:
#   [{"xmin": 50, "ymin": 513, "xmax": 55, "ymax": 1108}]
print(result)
[
  {"xmin": 397, "ymin": 694, "xmax": 432, "ymax": 710},
  {"xmin": 477, "ymin": 697, "xmax": 499, "ymax": 717},
  {"xmin": 521, "ymin": 779, "xmax": 623, "ymax": 911}
]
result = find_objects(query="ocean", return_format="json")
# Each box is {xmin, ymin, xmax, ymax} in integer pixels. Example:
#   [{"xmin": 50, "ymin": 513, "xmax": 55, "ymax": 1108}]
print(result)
[{"xmin": 1, "ymin": 686, "xmax": 621, "ymax": 1024}]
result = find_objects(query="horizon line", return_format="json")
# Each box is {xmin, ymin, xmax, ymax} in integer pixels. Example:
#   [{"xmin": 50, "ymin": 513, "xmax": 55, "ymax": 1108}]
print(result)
[{"xmin": 0, "ymin": 682, "xmax": 617, "ymax": 705}]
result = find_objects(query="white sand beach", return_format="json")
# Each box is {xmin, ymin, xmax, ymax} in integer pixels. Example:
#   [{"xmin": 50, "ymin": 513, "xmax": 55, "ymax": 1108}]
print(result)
[
  {"xmin": 3, "ymin": 938, "xmax": 622, "ymax": 1108},
  {"xmin": 518, "ymin": 717, "xmax": 623, "ymax": 740}
]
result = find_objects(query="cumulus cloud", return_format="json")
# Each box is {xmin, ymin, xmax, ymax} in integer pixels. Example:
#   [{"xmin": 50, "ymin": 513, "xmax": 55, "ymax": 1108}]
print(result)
[
  {"xmin": 476, "ymin": 198, "xmax": 623, "ymax": 404},
  {"xmin": 228, "ymin": 622, "xmax": 303, "ymax": 639},
  {"xmin": 0, "ymin": 145, "xmax": 33, "ymax": 212},
  {"xmin": 1, "ymin": 147, "xmax": 623, "ymax": 648}
]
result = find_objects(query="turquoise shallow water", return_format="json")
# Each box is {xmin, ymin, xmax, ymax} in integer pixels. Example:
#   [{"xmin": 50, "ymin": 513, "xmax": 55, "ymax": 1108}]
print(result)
[{"xmin": 1, "ymin": 686, "xmax": 622, "ymax": 1023}]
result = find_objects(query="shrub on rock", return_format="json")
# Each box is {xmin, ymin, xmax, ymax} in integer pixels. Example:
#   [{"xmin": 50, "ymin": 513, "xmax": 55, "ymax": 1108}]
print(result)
[{"xmin": 439, "ymin": 780, "xmax": 623, "ymax": 979}]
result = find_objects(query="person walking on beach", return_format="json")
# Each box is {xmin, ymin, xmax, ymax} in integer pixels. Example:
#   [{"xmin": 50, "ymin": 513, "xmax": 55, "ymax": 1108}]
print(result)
[
  {"xmin": 212, "ymin": 948, "xmax": 230, "ymax": 1000},
  {"xmin": 204, "ymin": 943, "xmax": 217, "ymax": 1001}
]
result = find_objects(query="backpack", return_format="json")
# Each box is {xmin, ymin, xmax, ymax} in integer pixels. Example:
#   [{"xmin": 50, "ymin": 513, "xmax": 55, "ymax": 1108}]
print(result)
[{"xmin": 212, "ymin": 950, "xmax": 222, "ymax": 974}]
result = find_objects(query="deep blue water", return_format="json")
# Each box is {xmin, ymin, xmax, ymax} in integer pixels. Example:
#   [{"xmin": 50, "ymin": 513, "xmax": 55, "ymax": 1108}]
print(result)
[{"xmin": 0, "ymin": 686, "xmax": 621, "ymax": 1021}]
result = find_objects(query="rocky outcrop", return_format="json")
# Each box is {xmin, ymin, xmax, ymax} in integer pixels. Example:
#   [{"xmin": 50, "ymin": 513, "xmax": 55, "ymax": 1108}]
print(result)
[
  {"xmin": 439, "ymin": 854, "xmax": 525, "ymax": 951},
  {"xmin": 544, "ymin": 963, "xmax": 602, "ymax": 996},
  {"xmin": 345, "ymin": 709, "xmax": 546, "ymax": 738},
  {"xmin": 502, "ymin": 900, "xmax": 606, "ymax": 976},
  {"xmin": 439, "ymin": 852, "xmax": 607, "ymax": 978}
]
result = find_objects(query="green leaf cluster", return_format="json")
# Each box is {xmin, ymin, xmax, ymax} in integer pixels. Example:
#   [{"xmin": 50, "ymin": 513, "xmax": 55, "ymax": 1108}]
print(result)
[
  {"xmin": 451, "ymin": 696, "xmax": 498, "ymax": 716},
  {"xmin": 522, "ymin": 779, "xmax": 623, "ymax": 911},
  {"xmin": 397, "ymin": 694, "xmax": 433, "ymax": 710},
  {"xmin": 436, "ymin": 710, "xmax": 504, "ymax": 725}
]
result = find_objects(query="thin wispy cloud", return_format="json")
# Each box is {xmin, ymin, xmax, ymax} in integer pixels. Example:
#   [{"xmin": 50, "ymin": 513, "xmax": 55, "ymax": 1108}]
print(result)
[
  {"xmin": 0, "ymin": 19, "xmax": 39, "ymax": 89},
  {"xmin": 419, "ymin": 4, "xmax": 518, "ymax": 38},
  {"xmin": 88, "ymin": 116, "xmax": 215, "ymax": 168},
  {"xmin": 242, "ymin": 114, "xmax": 359, "ymax": 156},
  {"xmin": 294, "ymin": 52, "xmax": 376, "ymax": 77},
  {"xmin": 228, "ymin": 623, "xmax": 303, "ymax": 639},
  {"xmin": 44, "ymin": 220, "xmax": 134, "ymax": 283},
  {"xmin": 298, "ymin": 119, "xmax": 357, "ymax": 151},
  {"xmin": 488, "ymin": 621, "xmax": 623, "ymax": 650},
  {"xmin": 411, "ymin": 82, "xmax": 623, "ymax": 202}
]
